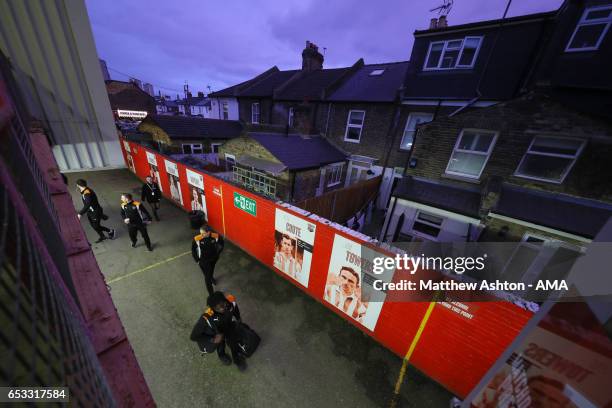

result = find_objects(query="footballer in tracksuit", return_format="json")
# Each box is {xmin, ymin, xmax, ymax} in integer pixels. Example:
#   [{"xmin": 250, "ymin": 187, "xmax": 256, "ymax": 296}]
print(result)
[
  {"xmin": 76, "ymin": 179, "xmax": 115, "ymax": 243},
  {"xmin": 120, "ymin": 193, "xmax": 153, "ymax": 251},
  {"xmin": 190, "ymin": 291, "xmax": 246, "ymax": 371},
  {"xmin": 192, "ymin": 225, "xmax": 224, "ymax": 295}
]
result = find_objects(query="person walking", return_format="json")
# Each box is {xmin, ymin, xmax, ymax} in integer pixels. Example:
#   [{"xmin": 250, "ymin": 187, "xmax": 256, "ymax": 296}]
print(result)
[
  {"xmin": 140, "ymin": 176, "xmax": 162, "ymax": 221},
  {"xmin": 190, "ymin": 291, "xmax": 247, "ymax": 371},
  {"xmin": 76, "ymin": 179, "xmax": 115, "ymax": 243},
  {"xmin": 120, "ymin": 193, "xmax": 153, "ymax": 251},
  {"xmin": 192, "ymin": 225, "xmax": 224, "ymax": 295}
]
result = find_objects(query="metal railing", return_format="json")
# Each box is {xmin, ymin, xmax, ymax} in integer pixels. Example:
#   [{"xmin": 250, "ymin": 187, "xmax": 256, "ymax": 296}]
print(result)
[{"xmin": 0, "ymin": 173, "xmax": 116, "ymax": 406}]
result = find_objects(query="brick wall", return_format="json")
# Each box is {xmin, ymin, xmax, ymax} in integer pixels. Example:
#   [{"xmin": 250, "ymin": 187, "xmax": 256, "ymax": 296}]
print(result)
[
  {"xmin": 323, "ymin": 102, "xmax": 456, "ymax": 169},
  {"xmin": 408, "ymin": 94, "xmax": 612, "ymax": 202}
]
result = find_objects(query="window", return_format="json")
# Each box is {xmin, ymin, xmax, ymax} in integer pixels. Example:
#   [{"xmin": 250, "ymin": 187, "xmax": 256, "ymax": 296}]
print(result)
[
  {"xmin": 344, "ymin": 110, "xmax": 365, "ymax": 142},
  {"xmin": 411, "ymin": 211, "xmax": 444, "ymax": 239},
  {"xmin": 424, "ymin": 37, "xmax": 482, "ymax": 70},
  {"xmin": 445, "ymin": 129, "xmax": 497, "ymax": 179},
  {"xmin": 515, "ymin": 136, "xmax": 585, "ymax": 183},
  {"xmin": 327, "ymin": 164, "xmax": 344, "ymax": 187},
  {"xmin": 211, "ymin": 143, "xmax": 222, "ymax": 153},
  {"xmin": 233, "ymin": 166, "xmax": 277, "ymax": 197},
  {"xmin": 400, "ymin": 113, "xmax": 434, "ymax": 150},
  {"xmin": 222, "ymin": 101, "xmax": 229, "ymax": 120},
  {"xmin": 182, "ymin": 143, "xmax": 203, "ymax": 154},
  {"xmin": 225, "ymin": 153, "xmax": 236, "ymax": 170},
  {"xmin": 566, "ymin": 5, "xmax": 612, "ymax": 52},
  {"xmin": 251, "ymin": 103, "xmax": 260, "ymax": 124},
  {"xmin": 288, "ymin": 107, "xmax": 294, "ymax": 127},
  {"xmin": 369, "ymin": 69, "xmax": 385, "ymax": 76}
]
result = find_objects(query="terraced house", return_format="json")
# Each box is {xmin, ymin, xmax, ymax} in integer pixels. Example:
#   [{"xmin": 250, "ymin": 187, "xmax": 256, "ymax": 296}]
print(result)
[{"xmin": 382, "ymin": 0, "xmax": 612, "ymax": 250}]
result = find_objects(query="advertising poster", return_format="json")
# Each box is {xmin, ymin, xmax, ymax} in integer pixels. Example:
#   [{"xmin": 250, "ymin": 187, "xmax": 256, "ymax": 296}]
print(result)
[
  {"xmin": 186, "ymin": 168, "xmax": 208, "ymax": 220},
  {"xmin": 470, "ymin": 304, "xmax": 612, "ymax": 408},
  {"xmin": 273, "ymin": 208, "xmax": 316, "ymax": 287},
  {"xmin": 126, "ymin": 153, "xmax": 135, "ymax": 173},
  {"xmin": 146, "ymin": 151, "xmax": 163, "ymax": 193},
  {"xmin": 164, "ymin": 159, "xmax": 183, "ymax": 205},
  {"xmin": 123, "ymin": 140, "xmax": 131, "ymax": 153},
  {"xmin": 323, "ymin": 234, "xmax": 392, "ymax": 331}
]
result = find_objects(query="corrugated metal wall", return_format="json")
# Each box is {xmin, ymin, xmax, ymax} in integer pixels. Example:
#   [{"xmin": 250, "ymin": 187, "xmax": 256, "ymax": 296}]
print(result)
[{"xmin": 0, "ymin": 0, "xmax": 124, "ymax": 171}]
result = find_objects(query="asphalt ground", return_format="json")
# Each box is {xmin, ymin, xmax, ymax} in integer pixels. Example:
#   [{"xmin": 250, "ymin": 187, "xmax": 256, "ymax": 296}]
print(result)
[{"xmin": 67, "ymin": 169, "xmax": 453, "ymax": 408}]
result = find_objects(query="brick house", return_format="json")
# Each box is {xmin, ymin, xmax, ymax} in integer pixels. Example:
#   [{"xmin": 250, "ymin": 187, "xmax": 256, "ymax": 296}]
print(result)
[
  {"xmin": 218, "ymin": 132, "xmax": 346, "ymax": 201},
  {"xmin": 105, "ymin": 80, "xmax": 156, "ymax": 119},
  {"xmin": 137, "ymin": 114, "xmax": 243, "ymax": 154},
  {"xmin": 381, "ymin": 0, "xmax": 612, "ymax": 247}
]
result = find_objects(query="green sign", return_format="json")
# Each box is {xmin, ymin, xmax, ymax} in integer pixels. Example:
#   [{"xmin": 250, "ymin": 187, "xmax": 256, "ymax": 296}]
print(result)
[{"xmin": 233, "ymin": 192, "xmax": 257, "ymax": 216}]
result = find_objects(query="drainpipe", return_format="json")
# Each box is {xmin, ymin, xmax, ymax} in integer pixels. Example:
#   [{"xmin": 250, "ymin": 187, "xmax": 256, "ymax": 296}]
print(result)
[{"xmin": 381, "ymin": 196, "xmax": 399, "ymax": 242}]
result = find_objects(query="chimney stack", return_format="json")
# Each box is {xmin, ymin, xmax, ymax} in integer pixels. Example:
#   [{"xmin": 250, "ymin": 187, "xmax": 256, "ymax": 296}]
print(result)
[
  {"xmin": 302, "ymin": 40, "xmax": 324, "ymax": 71},
  {"xmin": 438, "ymin": 15, "xmax": 448, "ymax": 27},
  {"xmin": 197, "ymin": 91, "xmax": 204, "ymax": 98},
  {"xmin": 429, "ymin": 18, "xmax": 438, "ymax": 29}
]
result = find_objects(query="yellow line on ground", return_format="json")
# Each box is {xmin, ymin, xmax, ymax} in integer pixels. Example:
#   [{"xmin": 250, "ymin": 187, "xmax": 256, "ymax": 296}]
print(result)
[
  {"xmin": 390, "ymin": 292, "xmax": 440, "ymax": 408},
  {"xmin": 107, "ymin": 251, "xmax": 191, "ymax": 284}
]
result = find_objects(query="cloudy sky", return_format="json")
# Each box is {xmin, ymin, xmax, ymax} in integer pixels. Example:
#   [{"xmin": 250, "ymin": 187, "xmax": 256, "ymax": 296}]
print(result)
[{"xmin": 86, "ymin": 0, "xmax": 563, "ymax": 97}]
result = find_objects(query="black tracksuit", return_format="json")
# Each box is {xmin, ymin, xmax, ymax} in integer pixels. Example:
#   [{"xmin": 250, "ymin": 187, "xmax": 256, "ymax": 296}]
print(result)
[
  {"xmin": 141, "ymin": 182, "xmax": 162, "ymax": 220},
  {"xmin": 79, "ymin": 187, "xmax": 111, "ymax": 239},
  {"xmin": 192, "ymin": 232, "xmax": 224, "ymax": 295},
  {"xmin": 121, "ymin": 200, "xmax": 152, "ymax": 249},
  {"xmin": 190, "ymin": 299, "xmax": 244, "ymax": 365}
]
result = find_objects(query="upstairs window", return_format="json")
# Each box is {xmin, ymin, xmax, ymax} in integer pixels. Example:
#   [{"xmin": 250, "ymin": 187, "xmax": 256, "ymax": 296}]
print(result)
[
  {"xmin": 514, "ymin": 137, "xmax": 585, "ymax": 183},
  {"xmin": 400, "ymin": 112, "xmax": 434, "ymax": 150},
  {"xmin": 222, "ymin": 101, "xmax": 229, "ymax": 120},
  {"xmin": 182, "ymin": 143, "xmax": 203, "ymax": 154},
  {"xmin": 445, "ymin": 129, "xmax": 497, "ymax": 179},
  {"xmin": 251, "ymin": 103, "xmax": 260, "ymax": 124},
  {"xmin": 566, "ymin": 5, "xmax": 612, "ymax": 52},
  {"xmin": 369, "ymin": 69, "xmax": 385, "ymax": 76},
  {"xmin": 424, "ymin": 36, "xmax": 482, "ymax": 70},
  {"xmin": 344, "ymin": 110, "xmax": 366, "ymax": 142}
]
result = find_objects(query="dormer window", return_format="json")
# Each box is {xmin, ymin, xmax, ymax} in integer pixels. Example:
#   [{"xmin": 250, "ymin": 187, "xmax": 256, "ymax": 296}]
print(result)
[
  {"xmin": 369, "ymin": 69, "xmax": 385, "ymax": 76},
  {"xmin": 566, "ymin": 5, "xmax": 612, "ymax": 52},
  {"xmin": 423, "ymin": 36, "xmax": 482, "ymax": 70}
]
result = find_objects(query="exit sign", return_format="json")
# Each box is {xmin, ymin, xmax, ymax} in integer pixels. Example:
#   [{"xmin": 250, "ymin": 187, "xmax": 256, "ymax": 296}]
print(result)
[{"xmin": 233, "ymin": 192, "xmax": 257, "ymax": 216}]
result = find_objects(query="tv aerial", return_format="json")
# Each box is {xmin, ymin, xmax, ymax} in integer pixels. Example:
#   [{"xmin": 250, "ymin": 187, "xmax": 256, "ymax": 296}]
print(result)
[{"xmin": 430, "ymin": 0, "xmax": 453, "ymax": 15}]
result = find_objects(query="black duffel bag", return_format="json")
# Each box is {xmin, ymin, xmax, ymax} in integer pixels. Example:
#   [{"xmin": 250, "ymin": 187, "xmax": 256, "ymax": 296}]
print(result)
[
  {"xmin": 190, "ymin": 315, "xmax": 218, "ymax": 354},
  {"xmin": 235, "ymin": 322, "xmax": 260, "ymax": 358}
]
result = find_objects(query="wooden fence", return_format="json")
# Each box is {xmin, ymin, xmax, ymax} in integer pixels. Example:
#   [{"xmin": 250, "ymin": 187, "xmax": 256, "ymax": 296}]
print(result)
[{"xmin": 296, "ymin": 176, "xmax": 382, "ymax": 223}]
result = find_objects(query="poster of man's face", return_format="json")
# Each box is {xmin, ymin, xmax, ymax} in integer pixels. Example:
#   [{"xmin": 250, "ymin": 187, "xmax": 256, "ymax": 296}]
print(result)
[
  {"xmin": 186, "ymin": 168, "xmax": 207, "ymax": 219},
  {"xmin": 323, "ymin": 234, "xmax": 391, "ymax": 331},
  {"xmin": 148, "ymin": 164, "xmax": 163, "ymax": 193},
  {"xmin": 273, "ymin": 208, "xmax": 316, "ymax": 287},
  {"xmin": 127, "ymin": 154, "xmax": 135, "ymax": 173},
  {"xmin": 164, "ymin": 159, "xmax": 183, "ymax": 205}
]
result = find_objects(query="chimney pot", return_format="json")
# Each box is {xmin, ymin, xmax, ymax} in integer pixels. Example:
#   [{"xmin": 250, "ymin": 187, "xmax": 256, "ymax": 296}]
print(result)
[
  {"xmin": 430, "ymin": 18, "xmax": 438, "ymax": 29},
  {"xmin": 438, "ymin": 15, "xmax": 448, "ymax": 27}
]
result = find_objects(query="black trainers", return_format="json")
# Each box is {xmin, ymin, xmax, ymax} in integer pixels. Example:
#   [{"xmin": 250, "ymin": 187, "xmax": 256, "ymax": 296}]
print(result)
[
  {"xmin": 218, "ymin": 354, "xmax": 232, "ymax": 366},
  {"xmin": 95, "ymin": 236, "xmax": 106, "ymax": 243},
  {"xmin": 108, "ymin": 229, "xmax": 116, "ymax": 239},
  {"xmin": 131, "ymin": 242, "xmax": 137, "ymax": 248},
  {"xmin": 235, "ymin": 359, "xmax": 247, "ymax": 372},
  {"xmin": 147, "ymin": 246, "xmax": 153, "ymax": 252}
]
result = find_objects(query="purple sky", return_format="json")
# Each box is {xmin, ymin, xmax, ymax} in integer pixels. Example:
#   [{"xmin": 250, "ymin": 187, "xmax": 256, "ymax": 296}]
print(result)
[{"xmin": 86, "ymin": 0, "xmax": 563, "ymax": 98}]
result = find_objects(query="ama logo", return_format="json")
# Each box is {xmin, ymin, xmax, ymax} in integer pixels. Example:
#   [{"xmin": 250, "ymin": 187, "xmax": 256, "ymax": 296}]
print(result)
[{"xmin": 536, "ymin": 280, "xmax": 569, "ymax": 290}]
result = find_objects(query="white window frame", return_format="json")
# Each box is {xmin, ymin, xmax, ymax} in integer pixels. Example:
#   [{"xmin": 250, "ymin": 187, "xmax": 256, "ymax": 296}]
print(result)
[
  {"xmin": 445, "ymin": 129, "xmax": 498, "ymax": 180},
  {"xmin": 565, "ymin": 5, "xmax": 612, "ymax": 52},
  {"xmin": 251, "ymin": 102, "xmax": 260, "ymax": 124},
  {"xmin": 514, "ymin": 136, "xmax": 586, "ymax": 184},
  {"xmin": 326, "ymin": 163, "xmax": 344, "ymax": 187},
  {"xmin": 410, "ymin": 210, "xmax": 444, "ymax": 240},
  {"xmin": 423, "ymin": 36, "xmax": 483, "ymax": 71},
  {"xmin": 211, "ymin": 143, "xmax": 222, "ymax": 153},
  {"xmin": 344, "ymin": 110, "xmax": 366, "ymax": 143},
  {"xmin": 288, "ymin": 107, "xmax": 294, "ymax": 127},
  {"xmin": 182, "ymin": 143, "xmax": 203, "ymax": 154},
  {"xmin": 400, "ymin": 112, "xmax": 434, "ymax": 151},
  {"xmin": 222, "ymin": 101, "xmax": 229, "ymax": 119}
]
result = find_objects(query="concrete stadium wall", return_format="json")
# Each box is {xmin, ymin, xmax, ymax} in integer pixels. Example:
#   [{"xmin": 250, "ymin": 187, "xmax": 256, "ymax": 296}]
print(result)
[{"xmin": 120, "ymin": 138, "xmax": 532, "ymax": 398}]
